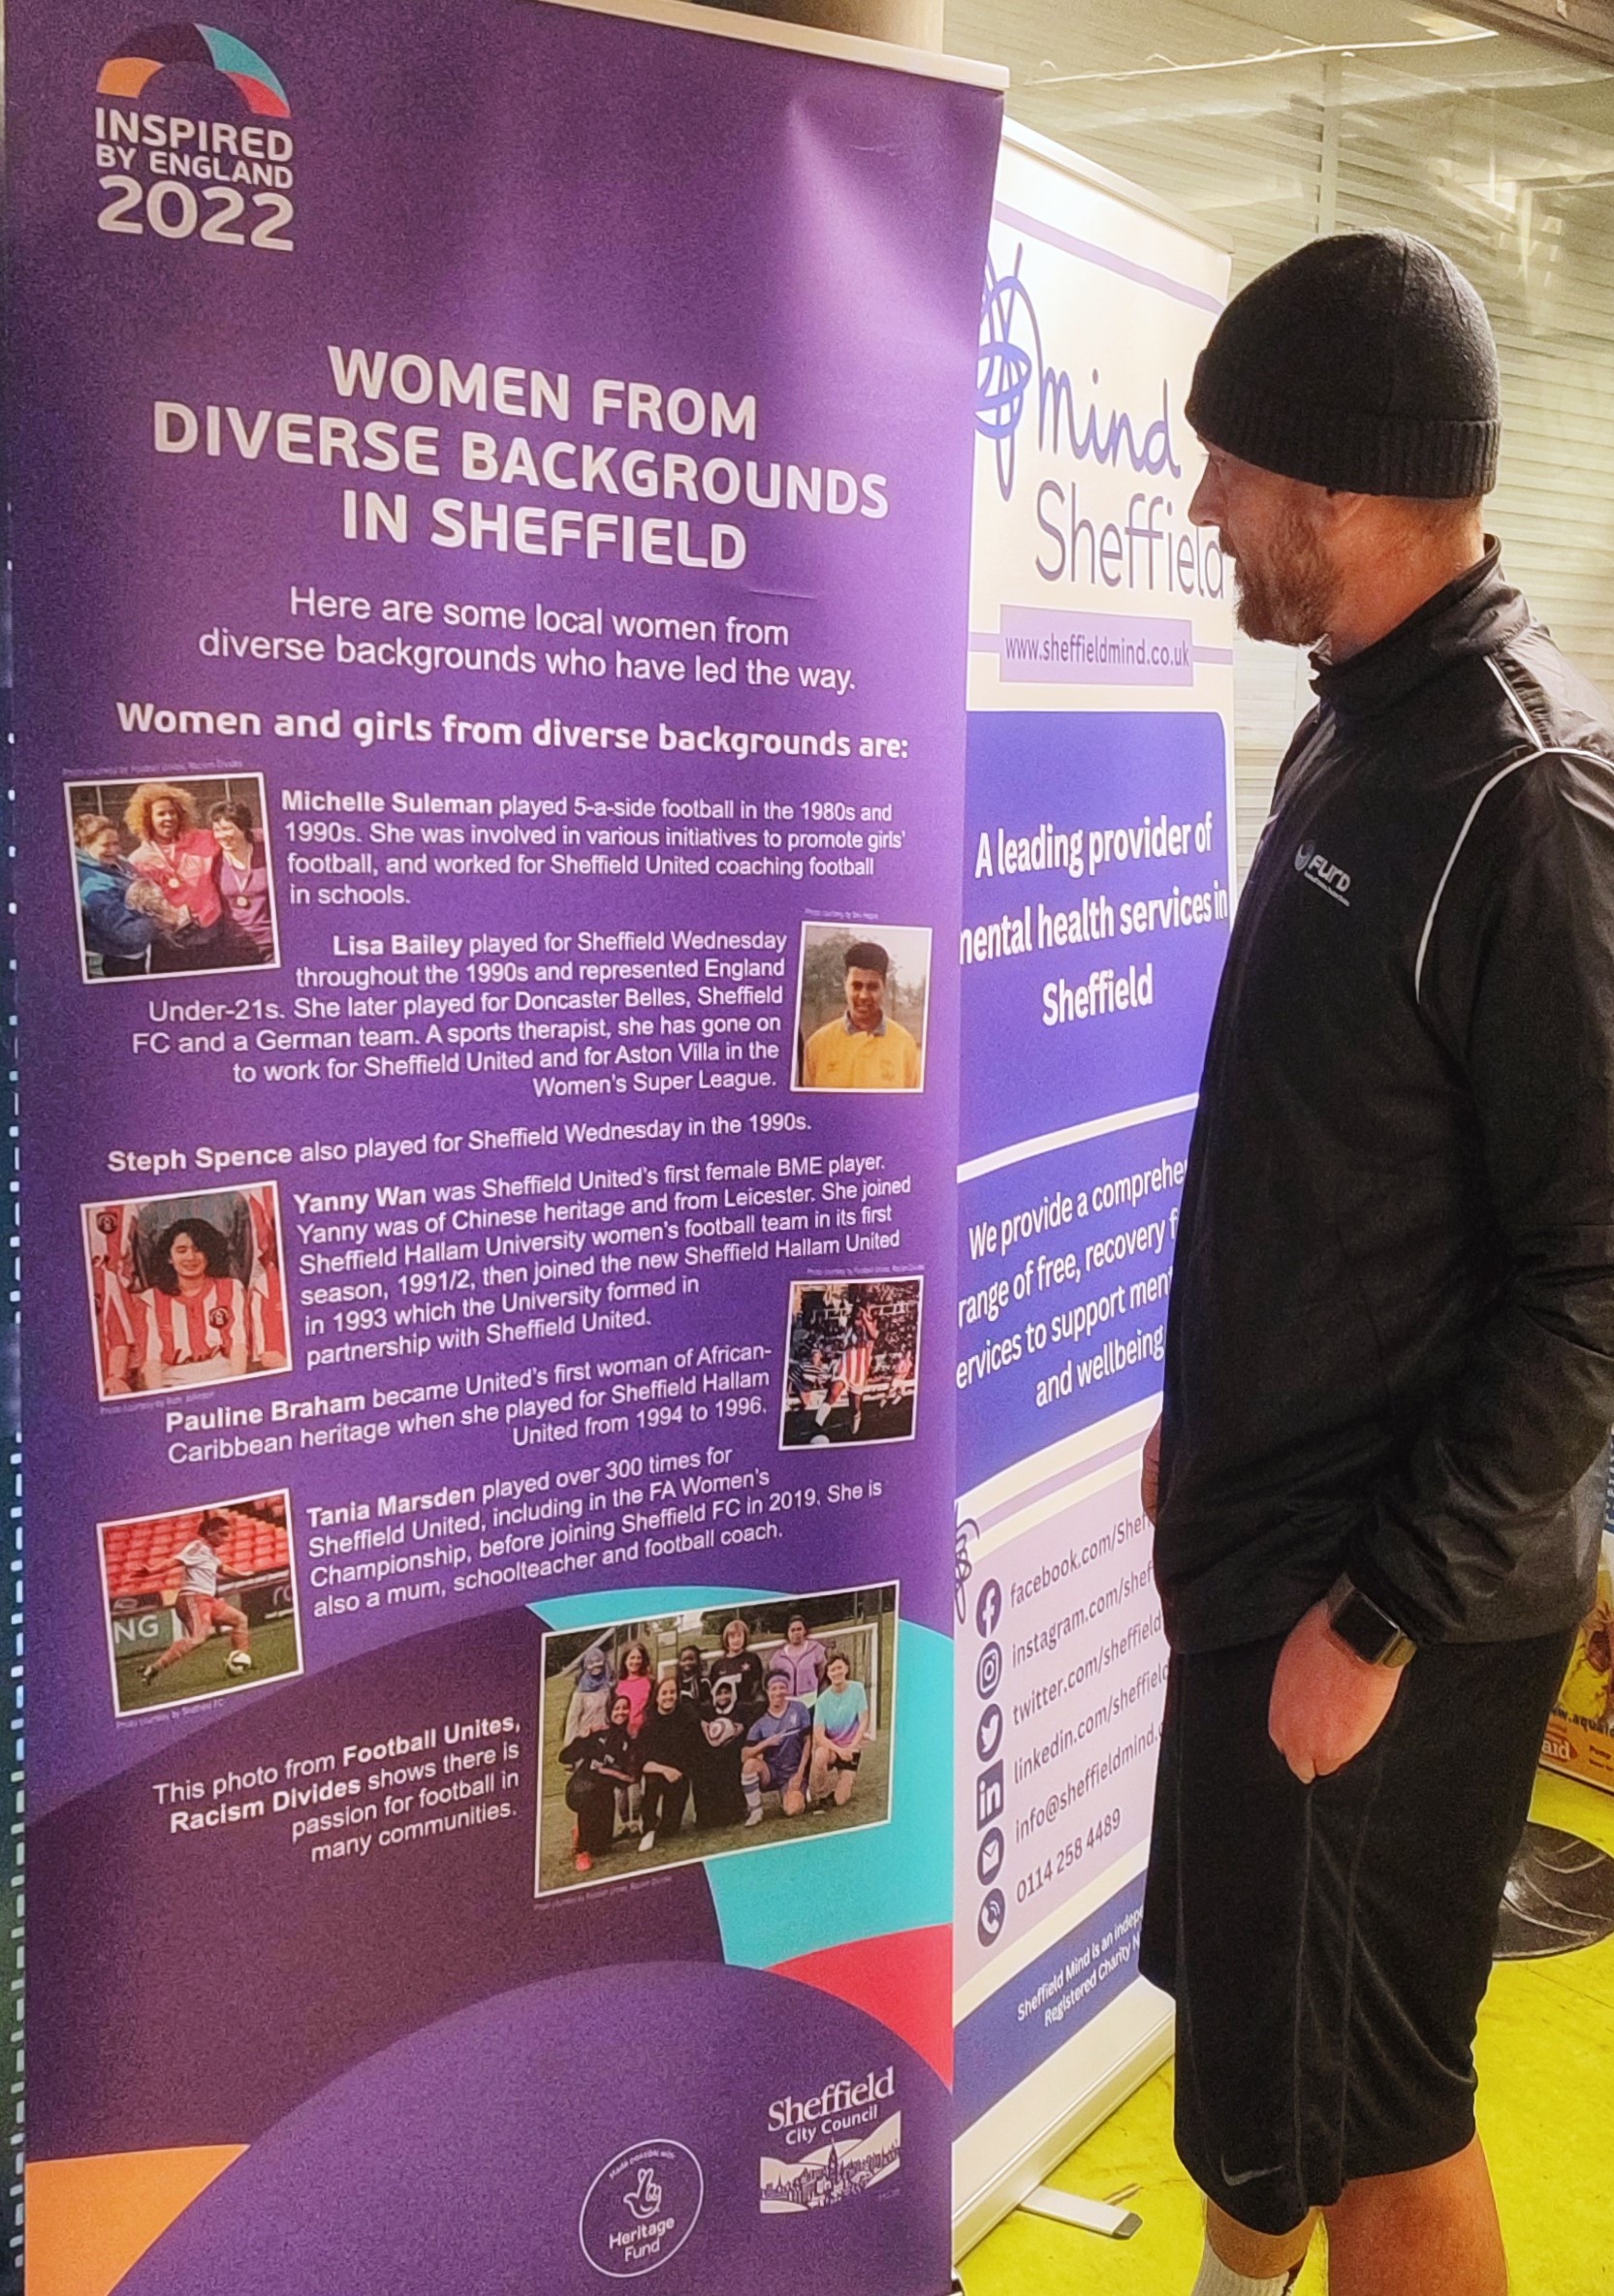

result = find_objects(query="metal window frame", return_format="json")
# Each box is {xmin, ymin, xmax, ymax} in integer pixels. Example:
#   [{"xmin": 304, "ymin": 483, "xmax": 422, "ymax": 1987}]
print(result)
[{"xmin": 1459, "ymin": 0, "xmax": 1614, "ymax": 71}]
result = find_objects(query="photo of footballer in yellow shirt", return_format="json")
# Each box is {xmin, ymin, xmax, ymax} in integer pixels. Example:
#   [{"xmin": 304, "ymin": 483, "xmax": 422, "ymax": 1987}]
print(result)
[{"xmin": 794, "ymin": 923, "xmax": 930, "ymax": 1092}]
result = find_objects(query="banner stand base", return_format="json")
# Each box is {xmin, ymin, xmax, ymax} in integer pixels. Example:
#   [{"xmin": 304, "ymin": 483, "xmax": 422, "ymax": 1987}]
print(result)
[
  {"xmin": 1020, "ymin": 2185, "xmax": 1142, "ymax": 2240},
  {"xmin": 953, "ymin": 2005, "xmax": 1173, "ymax": 2258}
]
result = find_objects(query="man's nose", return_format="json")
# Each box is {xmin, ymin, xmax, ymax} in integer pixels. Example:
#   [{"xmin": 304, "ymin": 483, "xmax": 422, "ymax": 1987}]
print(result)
[{"xmin": 1187, "ymin": 462, "xmax": 1220, "ymax": 529}]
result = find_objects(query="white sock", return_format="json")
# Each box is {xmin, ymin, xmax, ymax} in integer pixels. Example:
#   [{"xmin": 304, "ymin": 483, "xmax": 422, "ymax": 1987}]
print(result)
[{"xmin": 1189, "ymin": 2243, "xmax": 1300, "ymax": 2296}]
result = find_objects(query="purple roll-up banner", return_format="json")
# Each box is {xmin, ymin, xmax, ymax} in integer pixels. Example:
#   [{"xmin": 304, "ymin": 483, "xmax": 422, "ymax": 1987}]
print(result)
[
  {"xmin": 10, "ymin": 6, "xmax": 1001, "ymax": 2288},
  {"xmin": 953, "ymin": 124, "xmax": 1232, "ymax": 2248}
]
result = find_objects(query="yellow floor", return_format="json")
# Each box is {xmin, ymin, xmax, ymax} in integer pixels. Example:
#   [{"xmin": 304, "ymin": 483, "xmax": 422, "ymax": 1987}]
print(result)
[{"xmin": 960, "ymin": 1771, "xmax": 1614, "ymax": 2296}]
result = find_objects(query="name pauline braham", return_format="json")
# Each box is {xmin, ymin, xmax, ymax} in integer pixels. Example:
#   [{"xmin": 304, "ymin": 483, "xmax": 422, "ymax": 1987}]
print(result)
[{"xmin": 162, "ymin": 1343, "xmax": 765, "ymax": 1465}]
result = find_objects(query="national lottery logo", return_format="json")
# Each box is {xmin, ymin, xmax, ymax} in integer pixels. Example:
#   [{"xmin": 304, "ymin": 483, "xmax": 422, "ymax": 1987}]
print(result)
[{"xmin": 93, "ymin": 22, "xmax": 296, "ymax": 252}]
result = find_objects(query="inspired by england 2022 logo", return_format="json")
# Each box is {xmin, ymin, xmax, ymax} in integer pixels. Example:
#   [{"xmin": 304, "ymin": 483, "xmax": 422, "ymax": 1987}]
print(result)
[
  {"xmin": 93, "ymin": 22, "xmax": 296, "ymax": 251},
  {"xmin": 579, "ymin": 2139, "xmax": 705, "ymax": 2279}
]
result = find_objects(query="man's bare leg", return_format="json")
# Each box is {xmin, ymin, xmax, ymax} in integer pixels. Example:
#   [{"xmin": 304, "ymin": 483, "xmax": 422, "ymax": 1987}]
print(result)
[
  {"xmin": 1199, "ymin": 2201, "xmax": 1316, "ymax": 2290},
  {"xmin": 1324, "ymin": 2137, "xmax": 1504, "ymax": 2296}
]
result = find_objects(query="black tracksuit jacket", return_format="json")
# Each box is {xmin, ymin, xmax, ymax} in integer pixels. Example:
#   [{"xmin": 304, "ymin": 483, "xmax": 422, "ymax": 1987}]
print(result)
[{"xmin": 1155, "ymin": 550, "xmax": 1614, "ymax": 1651}]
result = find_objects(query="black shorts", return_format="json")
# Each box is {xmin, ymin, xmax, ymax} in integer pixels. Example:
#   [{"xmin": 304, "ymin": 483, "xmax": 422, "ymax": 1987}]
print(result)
[{"xmin": 1140, "ymin": 1625, "xmax": 1572, "ymax": 2234}]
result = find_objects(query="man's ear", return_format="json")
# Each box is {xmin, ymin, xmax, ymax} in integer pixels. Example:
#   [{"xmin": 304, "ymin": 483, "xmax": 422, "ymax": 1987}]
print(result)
[{"xmin": 1320, "ymin": 488, "xmax": 1371, "ymax": 534}]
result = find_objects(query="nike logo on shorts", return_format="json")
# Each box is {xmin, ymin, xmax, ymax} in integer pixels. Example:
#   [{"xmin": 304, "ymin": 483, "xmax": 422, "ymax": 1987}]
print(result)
[{"xmin": 1219, "ymin": 2158, "xmax": 1284, "ymax": 2186}]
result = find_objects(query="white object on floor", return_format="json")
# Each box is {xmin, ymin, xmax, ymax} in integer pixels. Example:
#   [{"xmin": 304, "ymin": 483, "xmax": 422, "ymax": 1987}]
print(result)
[{"xmin": 1017, "ymin": 2184, "xmax": 1142, "ymax": 2240}]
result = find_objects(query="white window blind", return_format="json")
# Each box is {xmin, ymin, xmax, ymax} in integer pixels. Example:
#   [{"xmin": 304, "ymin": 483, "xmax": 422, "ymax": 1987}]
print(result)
[{"xmin": 946, "ymin": 0, "xmax": 1614, "ymax": 874}]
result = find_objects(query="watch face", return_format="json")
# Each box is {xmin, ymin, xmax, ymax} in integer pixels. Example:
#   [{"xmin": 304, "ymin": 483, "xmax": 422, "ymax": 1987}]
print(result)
[
  {"xmin": 1334, "ymin": 1597, "xmax": 1389, "ymax": 1664},
  {"xmin": 1330, "ymin": 1585, "xmax": 1412, "ymax": 1667}
]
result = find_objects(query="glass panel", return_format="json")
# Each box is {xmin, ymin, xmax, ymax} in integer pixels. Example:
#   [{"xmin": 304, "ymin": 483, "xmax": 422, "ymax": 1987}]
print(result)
[{"xmin": 947, "ymin": 0, "xmax": 1614, "ymax": 869}]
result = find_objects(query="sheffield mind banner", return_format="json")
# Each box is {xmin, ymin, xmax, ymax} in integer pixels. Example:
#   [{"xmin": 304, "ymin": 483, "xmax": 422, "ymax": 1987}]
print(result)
[
  {"xmin": 12, "ymin": 6, "xmax": 1002, "ymax": 2289},
  {"xmin": 953, "ymin": 126, "xmax": 1234, "ymax": 2242}
]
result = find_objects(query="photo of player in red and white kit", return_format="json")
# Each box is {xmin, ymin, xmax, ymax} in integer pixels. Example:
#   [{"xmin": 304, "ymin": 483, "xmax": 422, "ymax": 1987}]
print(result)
[
  {"xmin": 141, "ymin": 1513, "xmax": 255, "ymax": 1686},
  {"xmin": 98, "ymin": 1492, "xmax": 302, "ymax": 1716},
  {"xmin": 818, "ymin": 1303, "xmax": 879, "ymax": 1438},
  {"xmin": 781, "ymin": 1280, "xmax": 922, "ymax": 1449},
  {"xmin": 81, "ymin": 1182, "xmax": 292, "ymax": 1402}
]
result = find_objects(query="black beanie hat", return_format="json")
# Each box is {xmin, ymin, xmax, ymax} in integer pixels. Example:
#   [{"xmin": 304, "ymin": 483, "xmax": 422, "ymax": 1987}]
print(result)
[{"xmin": 1185, "ymin": 231, "xmax": 1500, "ymax": 498}]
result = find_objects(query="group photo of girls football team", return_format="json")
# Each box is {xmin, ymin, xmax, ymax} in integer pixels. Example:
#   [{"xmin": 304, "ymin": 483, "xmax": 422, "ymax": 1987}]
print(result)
[{"xmin": 536, "ymin": 1585, "xmax": 898, "ymax": 1894}]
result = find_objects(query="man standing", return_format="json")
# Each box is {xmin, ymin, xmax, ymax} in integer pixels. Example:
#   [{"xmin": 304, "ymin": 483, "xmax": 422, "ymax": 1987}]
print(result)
[
  {"xmin": 801, "ymin": 939, "xmax": 922, "ymax": 1088},
  {"xmin": 1141, "ymin": 232, "xmax": 1614, "ymax": 2296}
]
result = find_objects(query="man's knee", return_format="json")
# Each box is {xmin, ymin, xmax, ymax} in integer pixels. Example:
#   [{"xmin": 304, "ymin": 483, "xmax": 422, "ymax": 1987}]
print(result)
[
  {"xmin": 1205, "ymin": 2197, "xmax": 1316, "ymax": 2282},
  {"xmin": 1324, "ymin": 2136, "xmax": 1489, "ymax": 2231}
]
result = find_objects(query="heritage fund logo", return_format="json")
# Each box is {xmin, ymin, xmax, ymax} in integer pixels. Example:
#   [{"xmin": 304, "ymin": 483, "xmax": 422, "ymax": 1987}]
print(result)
[
  {"xmin": 578, "ymin": 2139, "xmax": 705, "ymax": 2279},
  {"xmin": 759, "ymin": 2065, "xmax": 902, "ymax": 2213},
  {"xmin": 94, "ymin": 22, "xmax": 296, "ymax": 251}
]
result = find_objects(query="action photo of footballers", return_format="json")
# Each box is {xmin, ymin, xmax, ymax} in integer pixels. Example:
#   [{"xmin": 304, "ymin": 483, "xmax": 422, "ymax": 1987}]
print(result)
[
  {"xmin": 98, "ymin": 1491, "xmax": 303, "ymax": 1716},
  {"xmin": 65, "ymin": 770, "xmax": 279, "ymax": 983},
  {"xmin": 536, "ymin": 1584, "xmax": 897, "ymax": 1896},
  {"xmin": 793, "ymin": 920, "xmax": 932, "ymax": 1092},
  {"xmin": 780, "ymin": 1278, "xmax": 922, "ymax": 1448},
  {"xmin": 82, "ymin": 1181, "xmax": 292, "ymax": 1402}
]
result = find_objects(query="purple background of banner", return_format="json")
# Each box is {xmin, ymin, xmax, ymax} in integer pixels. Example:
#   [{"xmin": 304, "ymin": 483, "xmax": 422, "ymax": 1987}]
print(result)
[
  {"xmin": 18, "ymin": 0, "xmax": 994, "ymax": 1817},
  {"xmin": 12, "ymin": 3, "xmax": 999, "ymax": 2284},
  {"xmin": 954, "ymin": 1871, "xmax": 1146, "ymax": 2128},
  {"xmin": 960, "ymin": 709, "xmax": 1226, "ymax": 1174},
  {"xmin": 955, "ymin": 707, "xmax": 1229, "ymax": 2129}
]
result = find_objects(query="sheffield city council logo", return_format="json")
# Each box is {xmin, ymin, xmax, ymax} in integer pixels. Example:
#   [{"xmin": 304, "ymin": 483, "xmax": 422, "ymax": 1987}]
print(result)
[
  {"xmin": 94, "ymin": 21, "xmax": 296, "ymax": 250},
  {"xmin": 579, "ymin": 2139, "xmax": 705, "ymax": 2279}
]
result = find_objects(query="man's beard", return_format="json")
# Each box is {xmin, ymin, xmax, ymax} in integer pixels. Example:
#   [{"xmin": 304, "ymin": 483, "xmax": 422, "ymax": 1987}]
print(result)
[{"xmin": 1229, "ymin": 505, "xmax": 1341, "ymax": 647}]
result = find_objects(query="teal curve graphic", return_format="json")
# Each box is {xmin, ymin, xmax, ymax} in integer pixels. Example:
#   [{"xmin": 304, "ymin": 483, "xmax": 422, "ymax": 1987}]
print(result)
[
  {"xmin": 532, "ymin": 1589, "xmax": 951, "ymax": 1968},
  {"xmin": 98, "ymin": 23, "xmax": 290, "ymax": 117},
  {"xmin": 712, "ymin": 1622, "xmax": 950, "ymax": 1968}
]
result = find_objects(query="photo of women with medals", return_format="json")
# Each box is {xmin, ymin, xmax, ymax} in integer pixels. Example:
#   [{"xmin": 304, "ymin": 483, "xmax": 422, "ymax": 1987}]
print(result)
[
  {"xmin": 65, "ymin": 771, "xmax": 280, "ymax": 981},
  {"xmin": 207, "ymin": 797, "xmax": 276, "ymax": 962}
]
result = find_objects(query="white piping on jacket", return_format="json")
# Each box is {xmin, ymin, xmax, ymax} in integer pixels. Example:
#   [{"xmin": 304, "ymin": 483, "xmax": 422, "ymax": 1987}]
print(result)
[{"xmin": 1412, "ymin": 657, "xmax": 1614, "ymax": 1002}]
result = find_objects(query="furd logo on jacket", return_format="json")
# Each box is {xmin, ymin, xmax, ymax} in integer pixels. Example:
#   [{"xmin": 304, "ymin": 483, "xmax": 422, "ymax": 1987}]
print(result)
[{"xmin": 1293, "ymin": 839, "xmax": 1351, "ymax": 906}]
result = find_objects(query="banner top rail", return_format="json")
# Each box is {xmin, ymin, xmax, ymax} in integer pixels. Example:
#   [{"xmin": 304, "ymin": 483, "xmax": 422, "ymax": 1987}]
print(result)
[
  {"xmin": 1002, "ymin": 116, "xmax": 1234, "ymax": 254},
  {"xmin": 532, "ymin": 0, "xmax": 1010, "ymax": 88}
]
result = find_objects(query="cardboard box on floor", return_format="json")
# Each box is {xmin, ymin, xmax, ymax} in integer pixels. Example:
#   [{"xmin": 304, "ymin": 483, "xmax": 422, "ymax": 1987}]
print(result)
[{"xmin": 1543, "ymin": 1535, "xmax": 1614, "ymax": 1792}]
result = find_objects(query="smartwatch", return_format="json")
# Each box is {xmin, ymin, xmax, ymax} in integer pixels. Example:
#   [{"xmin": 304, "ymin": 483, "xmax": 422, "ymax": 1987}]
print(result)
[{"xmin": 1325, "ymin": 1575, "xmax": 1416, "ymax": 1668}]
